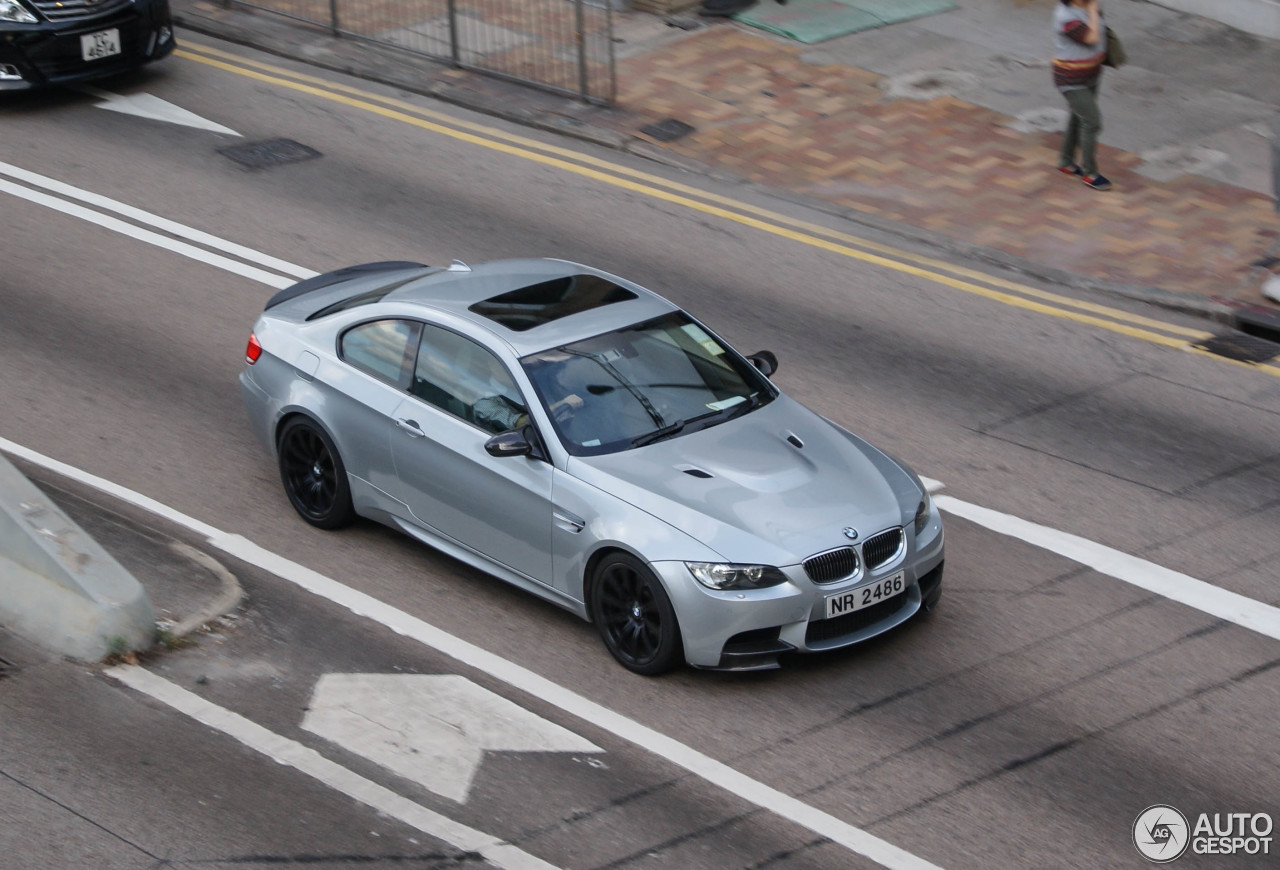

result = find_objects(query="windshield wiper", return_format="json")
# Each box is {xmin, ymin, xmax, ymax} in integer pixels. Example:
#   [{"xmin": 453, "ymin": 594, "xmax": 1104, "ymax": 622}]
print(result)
[
  {"xmin": 630, "ymin": 404, "xmax": 744, "ymax": 448},
  {"xmin": 630, "ymin": 418, "xmax": 690, "ymax": 448}
]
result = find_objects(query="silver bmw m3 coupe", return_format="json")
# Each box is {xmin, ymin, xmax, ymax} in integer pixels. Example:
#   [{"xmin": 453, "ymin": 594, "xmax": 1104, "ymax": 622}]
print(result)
[{"xmin": 240, "ymin": 258, "xmax": 944, "ymax": 674}]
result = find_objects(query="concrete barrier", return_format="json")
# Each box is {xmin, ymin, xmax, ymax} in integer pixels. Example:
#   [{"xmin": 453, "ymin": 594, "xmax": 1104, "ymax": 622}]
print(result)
[{"xmin": 0, "ymin": 454, "xmax": 154, "ymax": 660}]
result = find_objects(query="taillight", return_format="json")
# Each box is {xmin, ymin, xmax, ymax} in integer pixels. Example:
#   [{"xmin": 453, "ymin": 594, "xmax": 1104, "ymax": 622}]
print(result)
[{"xmin": 245, "ymin": 332, "xmax": 263, "ymax": 364}]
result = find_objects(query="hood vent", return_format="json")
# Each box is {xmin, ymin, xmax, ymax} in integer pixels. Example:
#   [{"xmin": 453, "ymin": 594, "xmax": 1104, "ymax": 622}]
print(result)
[
  {"xmin": 680, "ymin": 466, "xmax": 713, "ymax": 479},
  {"xmin": 786, "ymin": 433, "xmax": 804, "ymax": 448}
]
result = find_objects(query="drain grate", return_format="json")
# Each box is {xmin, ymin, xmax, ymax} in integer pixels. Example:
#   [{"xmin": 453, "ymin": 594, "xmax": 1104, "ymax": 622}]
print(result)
[
  {"xmin": 218, "ymin": 138, "xmax": 322, "ymax": 169},
  {"xmin": 1193, "ymin": 331, "xmax": 1280, "ymax": 364},
  {"xmin": 640, "ymin": 118, "xmax": 695, "ymax": 142}
]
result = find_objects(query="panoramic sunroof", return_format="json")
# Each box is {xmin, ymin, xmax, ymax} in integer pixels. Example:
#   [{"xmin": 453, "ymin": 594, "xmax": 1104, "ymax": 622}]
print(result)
[{"xmin": 469, "ymin": 274, "xmax": 637, "ymax": 332}]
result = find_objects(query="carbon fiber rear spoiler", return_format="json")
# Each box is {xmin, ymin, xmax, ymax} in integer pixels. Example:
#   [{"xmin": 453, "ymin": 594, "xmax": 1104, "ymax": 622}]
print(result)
[{"xmin": 264, "ymin": 261, "xmax": 429, "ymax": 310}]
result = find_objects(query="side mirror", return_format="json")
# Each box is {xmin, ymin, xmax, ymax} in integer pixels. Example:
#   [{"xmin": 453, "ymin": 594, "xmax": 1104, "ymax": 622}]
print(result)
[
  {"xmin": 748, "ymin": 350, "xmax": 778, "ymax": 377},
  {"xmin": 485, "ymin": 430, "xmax": 532, "ymax": 458}
]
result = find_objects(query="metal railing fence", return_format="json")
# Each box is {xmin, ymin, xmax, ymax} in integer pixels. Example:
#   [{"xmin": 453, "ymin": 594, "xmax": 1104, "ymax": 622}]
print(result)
[{"xmin": 228, "ymin": 0, "xmax": 617, "ymax": 104}]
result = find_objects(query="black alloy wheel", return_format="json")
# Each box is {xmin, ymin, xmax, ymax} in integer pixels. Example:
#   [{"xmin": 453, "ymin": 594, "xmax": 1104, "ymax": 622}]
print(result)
[
  {"xmin": 590, "ymin": 553, "xmax": 682, "ymax": 675},
  {"xmin": 277, "ymin": 417, "xmax": 355, "ymax": 530}
]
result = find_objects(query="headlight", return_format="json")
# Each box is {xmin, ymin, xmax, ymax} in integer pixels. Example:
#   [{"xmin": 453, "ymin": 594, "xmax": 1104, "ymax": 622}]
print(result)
[
  {"xmin": 913, "ymin": 494, "xmax": 932, "ymax": 535},
  {"xmin": 0, "ymin": 0, "xmax": 37, "ymax": 22},
  {"xmin": 686, "ymin": 562, "xmax": 787, "ymax": 590}
]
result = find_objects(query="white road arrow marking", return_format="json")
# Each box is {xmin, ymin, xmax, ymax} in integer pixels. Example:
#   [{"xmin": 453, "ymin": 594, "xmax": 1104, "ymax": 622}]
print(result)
[
  {"xmin": 77, "ymin": 86, "xmax": 240, "ymax": 136},
  {"xmin": 303, "ymin": 673, "xmax": 602, "ymax": 803}
]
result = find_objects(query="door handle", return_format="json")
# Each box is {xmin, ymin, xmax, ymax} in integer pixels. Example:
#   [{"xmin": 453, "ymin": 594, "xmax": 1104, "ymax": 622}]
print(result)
[{"xmin": 395, "ymin": 418, "xmax": 426, "ymax": 437}]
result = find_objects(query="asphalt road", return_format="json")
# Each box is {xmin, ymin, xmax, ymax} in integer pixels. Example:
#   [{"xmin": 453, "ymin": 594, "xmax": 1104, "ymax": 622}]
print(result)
[{"xmin": 2, "ymin": 33, "xmax": 1279, "ymax": 870}]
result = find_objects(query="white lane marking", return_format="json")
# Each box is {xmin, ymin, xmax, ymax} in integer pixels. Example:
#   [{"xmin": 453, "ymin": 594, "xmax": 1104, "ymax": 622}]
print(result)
[
  {"xmin": 77, "ymin": 86, "xmax": 242, "ymax": 137},
  {"xmin": 0, "ymin": 437, "xmax": 223, "ymax": 539},
  {"xmin": 0, "ymin": 178, "xmax": 294, "ymax": 289},
  {"xmin": 0, "ymin": 434, "xmax": 945, "ymax": 870},
  {"xmin": 302, "ymin": 673, "xmax": 602, "ymax": 803},
  {"xmin": 0, "ymin": 161, "xmax": 315, "ymax": 282},
  {"xmin": 935, "ymin": 495, "xmax": 1280, "ymax": 641},
  {"xmin": 107, "ymin": 665, "xmax": 560, "ymax": 870}
]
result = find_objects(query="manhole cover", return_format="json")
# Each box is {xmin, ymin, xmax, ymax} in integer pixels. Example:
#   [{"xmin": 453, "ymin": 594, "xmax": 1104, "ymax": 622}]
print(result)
[
  {"xmin": 1193, "ymin": 331, "xmax": 1280, "ymax": 364},
  {"xmin": 640, "ymin": 118, "xmax": 695, "ymax": 142},
  {"xmin": 218, "ymin": 138, "xmax": 322, "ymax": 169}
]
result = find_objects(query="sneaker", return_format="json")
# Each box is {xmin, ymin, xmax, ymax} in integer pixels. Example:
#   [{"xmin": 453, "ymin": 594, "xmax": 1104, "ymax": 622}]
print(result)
[
  {"xmin": 1057, "ymin": 163, "xmax": 1082, "ymax": 176},
  {"xmin": 1082, "ymin": 173, "xmax": 1112, "ymax": 190}
]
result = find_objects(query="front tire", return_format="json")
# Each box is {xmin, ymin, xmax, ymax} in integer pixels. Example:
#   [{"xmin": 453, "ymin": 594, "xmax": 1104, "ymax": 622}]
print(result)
[
  {"xmin": 277, "ymin": 417, "xmax": 355, "ymax": 530},
  {"xmin": 589, "ymin": 553, "xmax": 683, "ymax": 676}
]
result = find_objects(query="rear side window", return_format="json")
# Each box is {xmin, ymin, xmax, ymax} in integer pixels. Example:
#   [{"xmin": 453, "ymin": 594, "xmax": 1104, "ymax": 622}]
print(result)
[{"xmin": 340, "ymin": 319, "xmax": 419, "ymax": 386}]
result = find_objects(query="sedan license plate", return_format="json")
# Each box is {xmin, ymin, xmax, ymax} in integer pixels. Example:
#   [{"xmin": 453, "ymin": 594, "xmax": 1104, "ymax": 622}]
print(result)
[
  {"xmin": 81, "ymin": 29, "xmax": 121, "ymax": 62},
  {"xmin": 825, "ymin": 571, "xmax": 905, "ymax": 619}
]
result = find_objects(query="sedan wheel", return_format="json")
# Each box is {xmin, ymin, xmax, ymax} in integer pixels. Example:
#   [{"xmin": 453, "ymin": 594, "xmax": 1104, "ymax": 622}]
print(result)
[
  {"xmin": 278, "ymin": 417, "xmax": 355, "ymax": 530},
  {"xmin": 590, "ymin": 553, "xmax": 682, "ymax": 675}
]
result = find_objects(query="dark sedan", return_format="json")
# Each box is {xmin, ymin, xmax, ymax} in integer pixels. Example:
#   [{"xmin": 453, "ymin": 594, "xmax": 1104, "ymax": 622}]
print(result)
[{"xmin": 1, "ymin": 0, "xmax": 173, "ymax": 91}]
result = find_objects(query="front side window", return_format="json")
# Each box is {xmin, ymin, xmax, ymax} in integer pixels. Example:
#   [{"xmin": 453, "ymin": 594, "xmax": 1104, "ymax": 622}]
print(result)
[
  {"xmin": 411, "ymin": 325, "xmax": 528, "ymax": 434},
  {"xmin": 521, "ymin": 312, "xmax": 774, "ymax": 456},
  {"xmin": 340, "ymin": 319, "xmax": 418, "ymax": 386}
]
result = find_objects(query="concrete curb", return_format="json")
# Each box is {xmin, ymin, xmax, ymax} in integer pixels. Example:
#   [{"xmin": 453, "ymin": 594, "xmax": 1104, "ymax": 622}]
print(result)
[
  {"xmin": 165, "ymin": 540, "xmax": 244, "ymax": 639},
  {"xmin": 0, "ymin": 454, "xmax": 154, "ymax": 661}
]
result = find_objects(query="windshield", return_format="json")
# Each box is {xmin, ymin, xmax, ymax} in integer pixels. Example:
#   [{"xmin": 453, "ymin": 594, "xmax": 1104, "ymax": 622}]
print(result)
[{"xmin": 521, "ymin": 312, "xmax": 774, "ymax": 456}]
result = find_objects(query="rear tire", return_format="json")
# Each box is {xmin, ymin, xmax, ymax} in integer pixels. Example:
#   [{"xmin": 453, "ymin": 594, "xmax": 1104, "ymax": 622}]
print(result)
[
  {"xmin": 589, "ymin": 553, "xmax": 683, "ymax": 676},
  {"xmin": 277, "ymin": 417, "xmax": 355, "ymax": 530}
]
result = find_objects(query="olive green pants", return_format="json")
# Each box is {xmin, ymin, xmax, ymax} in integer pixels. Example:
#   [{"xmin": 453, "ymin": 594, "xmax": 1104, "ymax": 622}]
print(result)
[{"xmin": 1059, "ymin": 83, "xmax": 1102, "ymax": 176}]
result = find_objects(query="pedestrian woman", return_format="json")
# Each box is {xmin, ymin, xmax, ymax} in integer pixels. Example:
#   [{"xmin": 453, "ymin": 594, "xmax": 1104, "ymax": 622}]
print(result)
[{"xmin": 1053, "ymin": 0, "xmax": 1110, "ymax": 190}]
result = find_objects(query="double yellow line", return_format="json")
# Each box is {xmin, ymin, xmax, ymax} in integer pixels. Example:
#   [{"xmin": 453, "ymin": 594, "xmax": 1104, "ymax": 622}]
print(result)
[{"xmin": 177, "ymin": 41, "xmax": 1279, "ymax": 377}]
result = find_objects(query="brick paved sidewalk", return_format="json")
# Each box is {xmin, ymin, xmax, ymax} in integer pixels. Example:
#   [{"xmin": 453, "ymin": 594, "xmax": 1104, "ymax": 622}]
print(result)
[{"xmin": 601, "ymin": 23, "xmax": 1280, "ymax": 309}]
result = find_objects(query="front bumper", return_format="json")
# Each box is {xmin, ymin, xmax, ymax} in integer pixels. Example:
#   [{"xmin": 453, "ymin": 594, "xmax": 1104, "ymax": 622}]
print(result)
[
  {"xmin": 0, "ymin": 0, "xmax": 174, "ymax": 91},
  {"xmin": 655, "ymin": 515, "xmax": 946, "ymax": 671}
]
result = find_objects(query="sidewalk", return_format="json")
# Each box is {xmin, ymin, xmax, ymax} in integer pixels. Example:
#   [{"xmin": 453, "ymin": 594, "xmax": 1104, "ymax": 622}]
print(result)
[{"xmin": 171, "ymin": 0, "xmax": 1280, "ymax": 323}]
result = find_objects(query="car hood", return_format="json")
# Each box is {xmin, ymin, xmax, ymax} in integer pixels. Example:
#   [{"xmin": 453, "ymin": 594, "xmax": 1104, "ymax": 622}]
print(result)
[{"xmin": 567, "ymin": 395, "xmax": 918, "ymax": 566}]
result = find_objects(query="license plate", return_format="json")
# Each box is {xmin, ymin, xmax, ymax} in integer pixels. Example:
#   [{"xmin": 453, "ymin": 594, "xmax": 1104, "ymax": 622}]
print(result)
[
  {"xmin": 81, "ymin": 29, "xmax": 121, "ymax": 62},
  {"xmin": 825, "ymin": 571, "xmax": 905, "ymax": 619}
]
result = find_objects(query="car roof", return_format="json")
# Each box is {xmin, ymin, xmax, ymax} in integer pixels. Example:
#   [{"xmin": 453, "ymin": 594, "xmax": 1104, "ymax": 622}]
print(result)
[{"xmin": 385, "ymin": 258, "xmax": 680, "ymax": 356}]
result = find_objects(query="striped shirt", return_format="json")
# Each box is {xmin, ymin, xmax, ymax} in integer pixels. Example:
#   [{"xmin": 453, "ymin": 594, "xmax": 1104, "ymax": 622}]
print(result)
[{"xmin": 1052, "ymin": 4, "xmax": 1105, "ymax": 91}]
